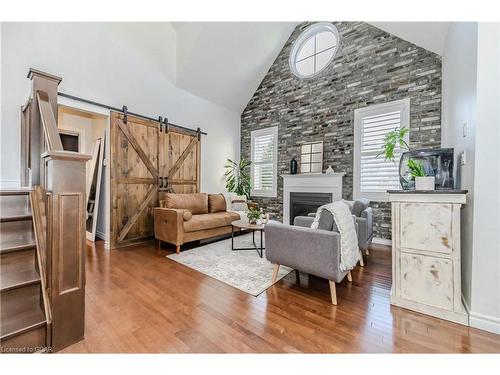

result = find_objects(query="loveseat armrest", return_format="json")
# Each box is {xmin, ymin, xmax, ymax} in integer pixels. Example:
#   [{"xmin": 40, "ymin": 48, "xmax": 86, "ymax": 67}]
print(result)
[
  {"xmin": 154, "ymin": 208, "xmax": 186, "ymax": 245},
  {"xmin": 265, "ymin": 222, "xmax": 346, "ymax": 282}
]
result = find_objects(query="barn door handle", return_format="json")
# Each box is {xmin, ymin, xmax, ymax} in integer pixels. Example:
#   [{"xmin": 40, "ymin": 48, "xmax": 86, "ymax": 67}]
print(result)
[{"xmin": 158, "ymin": 176, "xmax": 164, "ymax": 189}]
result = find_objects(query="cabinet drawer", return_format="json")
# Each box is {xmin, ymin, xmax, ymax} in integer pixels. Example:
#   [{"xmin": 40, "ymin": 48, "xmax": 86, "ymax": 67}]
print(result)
[
  {"xmin": 400, "ymin": 203, "xmax": 453, "ymax": 254},
  {"xmin": 400, "ymin": 252, "xmax": 453, "ymax": 310}
]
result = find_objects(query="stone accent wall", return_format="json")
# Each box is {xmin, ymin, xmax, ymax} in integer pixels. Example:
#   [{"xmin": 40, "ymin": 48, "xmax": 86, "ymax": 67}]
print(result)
[{"xmin": 240, "ymin": 22, "xmax": 442, "ymax": 240}]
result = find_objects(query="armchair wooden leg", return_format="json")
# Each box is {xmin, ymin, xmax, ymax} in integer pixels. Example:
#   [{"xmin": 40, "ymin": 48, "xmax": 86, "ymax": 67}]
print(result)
[
  {"xmin": 359, "ymin": 250, "xmax": 365, "ymax": 267},
  {"xmin": 271, "ymin": 264, "xmax": 280, "ymax": 283},
  {"xmin": 176, "ymin": 245, "xmax": 181, "ymax": 254},
  {"xmin": 328, "ymin": 281, "xmax": 337, "ymax": 305},
  {"xmin": 347, "ymin": 271, "xmax": 352, "ymax": 282},
  {"xmin": 157, "ymin": 240, "xmax": 162, "ymax": 256}
]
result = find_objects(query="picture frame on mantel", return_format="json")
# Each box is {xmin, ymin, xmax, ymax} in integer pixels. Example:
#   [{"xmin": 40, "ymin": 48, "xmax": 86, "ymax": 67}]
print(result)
[{"xmin": 299, "ymin": 141, "xmax": 323, "ymax": 174}]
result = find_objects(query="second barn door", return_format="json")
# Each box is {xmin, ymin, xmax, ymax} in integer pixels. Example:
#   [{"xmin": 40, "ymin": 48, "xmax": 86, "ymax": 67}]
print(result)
[{"xmin": 159, "ymin": 125, "xmax": 200, "ymax": 194}]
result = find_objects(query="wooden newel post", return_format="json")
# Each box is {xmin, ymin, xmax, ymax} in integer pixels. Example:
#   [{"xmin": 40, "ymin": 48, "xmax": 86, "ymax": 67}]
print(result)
[
  {"xmin": 21, "ymin": 69, "xmax": 62, "ymax": 187},
  {"xmin": 42, "ymin": 150, "xmax": 91, "ymax": 351}
]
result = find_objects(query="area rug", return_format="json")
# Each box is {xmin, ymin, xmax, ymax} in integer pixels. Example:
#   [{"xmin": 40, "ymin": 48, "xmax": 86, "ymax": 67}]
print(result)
[{"xmin": 167, "ymin": 233, "xmax": 293, "ymax": 296}]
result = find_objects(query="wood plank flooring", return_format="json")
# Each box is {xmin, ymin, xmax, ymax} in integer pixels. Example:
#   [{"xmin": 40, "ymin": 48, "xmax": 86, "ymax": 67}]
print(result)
[{"xmin": 62, "ymin": 240, "xmax": 500, "ymax": 353}]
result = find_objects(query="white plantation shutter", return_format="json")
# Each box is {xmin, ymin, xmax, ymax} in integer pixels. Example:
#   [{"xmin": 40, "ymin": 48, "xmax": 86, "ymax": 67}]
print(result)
[
  {"xmin": 251, "ymin": 127, "xmax": 278, "ymax": 197},
  {"xmin": 354, "ymin": 99, "xmax": 410, "ymax": 201}
]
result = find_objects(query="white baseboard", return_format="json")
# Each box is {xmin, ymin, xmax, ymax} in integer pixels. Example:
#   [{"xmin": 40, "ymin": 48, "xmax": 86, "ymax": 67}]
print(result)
[
  {"xmin": 469, "ymin": 311, "xmax": 500, "ymax": 335},
  {"xmin": 0, "ymin": 180, "xmax": 21, "ymax": 189},
  {"xmin": 96, "ymin": 229, "xmax": 108, "ymax": 242},
  {"xmin": 372, "ymin": 237, "xmax": 391, "ymax": 246},
  {"xmin": 461, "ymin": 294, "xmax": 500, "ymax": 334}
]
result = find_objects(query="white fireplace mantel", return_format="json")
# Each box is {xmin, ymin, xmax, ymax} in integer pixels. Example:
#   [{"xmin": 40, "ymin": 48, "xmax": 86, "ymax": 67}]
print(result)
[{"xmin": 281, "ymin": 173, "xmax": 345, "ymax": 225}]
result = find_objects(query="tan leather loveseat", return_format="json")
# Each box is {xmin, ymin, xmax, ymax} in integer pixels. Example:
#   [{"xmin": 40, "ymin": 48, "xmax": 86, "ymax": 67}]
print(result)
[{"xmin": 154, "ymin": 193, "xmax": 241, "ymax": 254}]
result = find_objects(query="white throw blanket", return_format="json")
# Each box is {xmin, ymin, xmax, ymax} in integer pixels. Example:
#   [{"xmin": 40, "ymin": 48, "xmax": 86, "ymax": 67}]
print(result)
[{"xmin": 311, "ymin": 201, "xmax": 361, "ymax": 272}]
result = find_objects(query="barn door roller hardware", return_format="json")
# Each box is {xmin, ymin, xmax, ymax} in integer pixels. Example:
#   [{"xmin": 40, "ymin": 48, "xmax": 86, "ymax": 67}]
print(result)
[
  {"xmin": 122, "ymin": 105, "xmax": 128, "ymax": 124},
  {"xmin": 57, "ymin": 92, "xmax": 207, "ymax": 135}
]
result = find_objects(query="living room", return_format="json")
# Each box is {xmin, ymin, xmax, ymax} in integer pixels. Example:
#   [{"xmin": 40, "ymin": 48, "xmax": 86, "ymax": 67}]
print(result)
[{"xmin": 1, "ymin": 0, "xmax": 500, "ymax": 371}]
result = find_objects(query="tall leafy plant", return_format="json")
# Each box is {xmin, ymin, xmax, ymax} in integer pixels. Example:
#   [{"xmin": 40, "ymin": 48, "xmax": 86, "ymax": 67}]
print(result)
[
  {"xmin": 378, "ymin": 126, "xmax": 410, "ymax": 162},
  {"xmin": 224, "ymin": 158, "xmax": 252, "ymax": 198}
]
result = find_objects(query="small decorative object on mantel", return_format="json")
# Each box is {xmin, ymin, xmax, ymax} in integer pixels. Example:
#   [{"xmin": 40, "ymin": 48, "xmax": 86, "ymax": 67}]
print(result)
[
  {"xmin": 290, "ymin": 157, "xmax": 298, "ymax": 174},
  {"xmin": 325, "ymin": 165, "xmax": 334, "ymax": 174},
  {"xmin": 246, "ymin": 207, "xmax": 261, "ymax": 225}
]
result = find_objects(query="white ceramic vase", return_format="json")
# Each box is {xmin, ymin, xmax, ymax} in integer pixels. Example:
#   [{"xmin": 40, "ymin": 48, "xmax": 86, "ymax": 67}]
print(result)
[{"xmin": 415, "ymin": 176, "xmax": 435, "ymax": 191}]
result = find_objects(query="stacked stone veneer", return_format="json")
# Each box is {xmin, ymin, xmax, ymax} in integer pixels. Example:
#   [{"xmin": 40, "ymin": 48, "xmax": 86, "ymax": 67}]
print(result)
[{"xmin": 240, "ymin": 22, "xmax": 442, "ymax": 240}]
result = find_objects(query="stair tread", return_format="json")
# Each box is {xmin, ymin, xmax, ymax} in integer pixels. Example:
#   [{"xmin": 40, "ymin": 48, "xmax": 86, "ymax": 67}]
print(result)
[
  {"xmin": 0, "ymin": 220, "xmax": 35, "ymax": 254},
  {"xmin": 0, "ymin": 283, "xmax": 46, "ymax": 339},
  {"xmin": 1, "ymin": 249, "xmax": 40, "ymax": 291},
  {"xmin": 0, "ymin": 189, "xmax": 32, "ymax": 196}
]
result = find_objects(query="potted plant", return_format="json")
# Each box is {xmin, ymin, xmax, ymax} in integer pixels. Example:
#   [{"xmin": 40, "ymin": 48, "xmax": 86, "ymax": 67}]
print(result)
[
  {"xmin": 246, "ymin": 207, "xmax": 261, "ymax": 224},
  {"xmin": 407, "ymin": 159, "xmax": 435, "ymax": 190},
  {"xmin": 379, "ymin": 127, "xmax": 435, "ymax": 190},
  {"xmin": 224, "ymin": 158, "xmax": 251, "ymax": 198}
]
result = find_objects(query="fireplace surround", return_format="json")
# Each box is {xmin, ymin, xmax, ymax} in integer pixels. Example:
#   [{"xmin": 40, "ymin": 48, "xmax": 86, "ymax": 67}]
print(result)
[{"xmin": 282, "ymin": 173, "xmax": 345, "ymax": 225}]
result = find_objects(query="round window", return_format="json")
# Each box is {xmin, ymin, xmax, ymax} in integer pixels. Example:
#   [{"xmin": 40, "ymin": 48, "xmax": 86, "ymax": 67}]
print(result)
[{"xmin": 289, "ymin": 22, "xmax": 340, "ymax": 79}]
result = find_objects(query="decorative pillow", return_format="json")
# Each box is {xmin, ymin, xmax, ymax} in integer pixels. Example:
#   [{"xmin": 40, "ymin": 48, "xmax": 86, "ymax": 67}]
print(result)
[
  {"xmin": 352, "ymin": 198, "xmax": 370, "ymax": 217},
  {"xmin": 230, "ymin": 194, "xmax": 248, "ymax": 211},
  {"xmin": 317, "ymin": 209, "xmax": 339, "ymax": 232},
  {"xmin": 232, "ymin": 201, "xmax": 248, "ymax": 211},
  {"xmin": 208, "ymin": 194, "xmax": 226, "ymax": 213}
]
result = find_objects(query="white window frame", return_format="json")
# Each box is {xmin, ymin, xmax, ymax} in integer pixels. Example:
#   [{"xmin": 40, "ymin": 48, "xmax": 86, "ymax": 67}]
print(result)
[
  {"xmin": 353, "ymin": 98, "xmax": 410, "ymax": 202},
  {"xmin": 250, "ymin": 126, "xmax": 278, "ymax": 198}
]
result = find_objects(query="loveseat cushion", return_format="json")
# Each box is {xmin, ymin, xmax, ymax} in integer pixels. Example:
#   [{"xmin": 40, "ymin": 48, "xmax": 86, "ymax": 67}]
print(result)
[
  {"xmin": 183, "ymin": 211, "xmax": 241, "ymax": 233},
  {"xmin": 208, "ymin": 193, "xmax": 226, "ymax": 213},
  {"xmin": 162, "ymin": 193, "xmax": 209, "ymax": 215}
]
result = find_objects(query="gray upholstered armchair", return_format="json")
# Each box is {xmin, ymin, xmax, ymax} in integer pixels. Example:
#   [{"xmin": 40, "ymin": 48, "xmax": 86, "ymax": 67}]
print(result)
[{"xmin": 266, "ymin": 218, "xmax": 353, "ymax": 305}]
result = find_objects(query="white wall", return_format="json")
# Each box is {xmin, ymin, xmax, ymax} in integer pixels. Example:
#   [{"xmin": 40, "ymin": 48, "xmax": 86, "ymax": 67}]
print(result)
[
  {"xmin": 470, "ymin": 22, "xmax": 500, "ymax": 334},
  {"xmin": 0, "ymin": 22, "xmax": 241, "ymax": 193},
  {"xmin": 442, "ymin": 22, "xmax": 500, "ymax": 334},
  {"xmin": 441, "ymin": 22, "xmax": 478, "ymax": 311}
]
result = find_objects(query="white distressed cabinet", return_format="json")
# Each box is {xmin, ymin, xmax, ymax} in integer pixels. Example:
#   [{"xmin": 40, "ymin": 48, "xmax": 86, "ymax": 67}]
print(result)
[{"xmin": 389, "ymin": 191, "xmax": 469, "ymax": 325}]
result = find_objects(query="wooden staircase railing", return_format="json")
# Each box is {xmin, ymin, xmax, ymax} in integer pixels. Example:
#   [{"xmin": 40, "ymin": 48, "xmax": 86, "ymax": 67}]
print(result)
[{"xmin": 1, "ymin": 68, "xmax": 91, "ymax": 353}]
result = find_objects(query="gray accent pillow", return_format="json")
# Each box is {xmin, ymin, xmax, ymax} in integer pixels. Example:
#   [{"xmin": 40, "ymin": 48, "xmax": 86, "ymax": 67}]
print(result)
[
  {"xmin": 317, "ymin": 209, "xmax": 338, "ymax": 232},
  {"xmin": 352, "ymin": 198, "xmax": 370, "ymax": 217}
]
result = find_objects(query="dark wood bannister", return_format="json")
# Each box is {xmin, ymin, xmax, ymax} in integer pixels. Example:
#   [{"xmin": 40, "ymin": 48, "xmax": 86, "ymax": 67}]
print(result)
[{"xmin": 0, "ymin": 69, "xmax": 90, "ymax": 353}]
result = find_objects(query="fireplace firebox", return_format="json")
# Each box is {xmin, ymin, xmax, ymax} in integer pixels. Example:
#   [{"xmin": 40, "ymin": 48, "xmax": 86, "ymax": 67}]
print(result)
[{"xmin": 289, "ymin": 192, "xmax": 332, "ymax": 225}]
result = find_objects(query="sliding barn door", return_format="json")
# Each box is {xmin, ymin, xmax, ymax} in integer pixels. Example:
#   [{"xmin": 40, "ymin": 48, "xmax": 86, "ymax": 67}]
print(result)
[
  {"xmin": 110, "ymin": 112, "xmax": 159, "ymax": 248},
  {"xmin": 159, "ymin": 128, "xmax": 200, "ymax": 194}
]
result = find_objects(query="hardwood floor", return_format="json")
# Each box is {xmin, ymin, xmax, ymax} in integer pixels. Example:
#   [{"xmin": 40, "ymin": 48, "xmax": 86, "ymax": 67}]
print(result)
[{"xmin": 61, "ymin": 240, "xmax": 500, "ymax": 353}]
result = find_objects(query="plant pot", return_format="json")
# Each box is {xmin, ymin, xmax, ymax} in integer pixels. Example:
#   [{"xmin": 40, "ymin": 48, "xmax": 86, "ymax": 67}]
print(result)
[{"xmin": 415, "ymin": 176, "xmax": 435, "ymax": 191}]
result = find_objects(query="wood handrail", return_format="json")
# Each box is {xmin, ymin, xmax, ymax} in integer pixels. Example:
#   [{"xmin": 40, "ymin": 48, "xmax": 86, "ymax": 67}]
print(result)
[
  {"xmin": 29, "ymin": 186, "xmax": 52, "ymax": 327},
  {"xmin": 37, "ymin": 90, "xmax": 63, "ymax": 152}
]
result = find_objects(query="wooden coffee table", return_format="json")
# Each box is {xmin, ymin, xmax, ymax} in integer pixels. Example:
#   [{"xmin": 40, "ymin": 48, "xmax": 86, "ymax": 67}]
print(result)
[{"xmin": 231, "ymin": 219, "xmax": 265, "ymax": 258}]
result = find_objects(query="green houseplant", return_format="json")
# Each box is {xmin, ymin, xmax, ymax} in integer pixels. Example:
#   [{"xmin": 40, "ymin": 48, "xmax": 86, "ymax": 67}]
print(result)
[
  {"xmin": 378, "ymin": 126, "xmax": 435, "ymax": 190},
  {"xmin": 224, "ymin": 158, "xmax": 252, "ymax": 198},
  {"xmin": 246, "ymin": 207, "xmax": 261, "ymax": 224}
]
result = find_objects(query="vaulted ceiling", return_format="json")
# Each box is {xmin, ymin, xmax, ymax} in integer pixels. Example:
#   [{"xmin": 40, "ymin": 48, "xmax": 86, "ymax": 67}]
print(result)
[
  {"xmin": 172, "ymin": 22, "xmax": 297, "ymax": 114},
  {"xmin": 171, "ymin": 22, "xmax": 450, "ymax": 114}
]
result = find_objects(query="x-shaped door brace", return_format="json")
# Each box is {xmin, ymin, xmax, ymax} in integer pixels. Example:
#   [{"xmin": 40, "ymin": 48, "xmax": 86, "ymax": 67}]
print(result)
[{"xmin": 116, "ymin": 119, "xmax": 158, "ymax": 242}]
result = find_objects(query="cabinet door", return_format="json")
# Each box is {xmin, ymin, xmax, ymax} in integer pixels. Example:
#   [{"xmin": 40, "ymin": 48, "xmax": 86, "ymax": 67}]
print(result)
[
  {"xmin": 400, "ymin": 252, "xmax": 453, "ymax": 310},
  {"xmin": 400, "ymin": 203, "xmax": 452, "ymax": 254}
]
